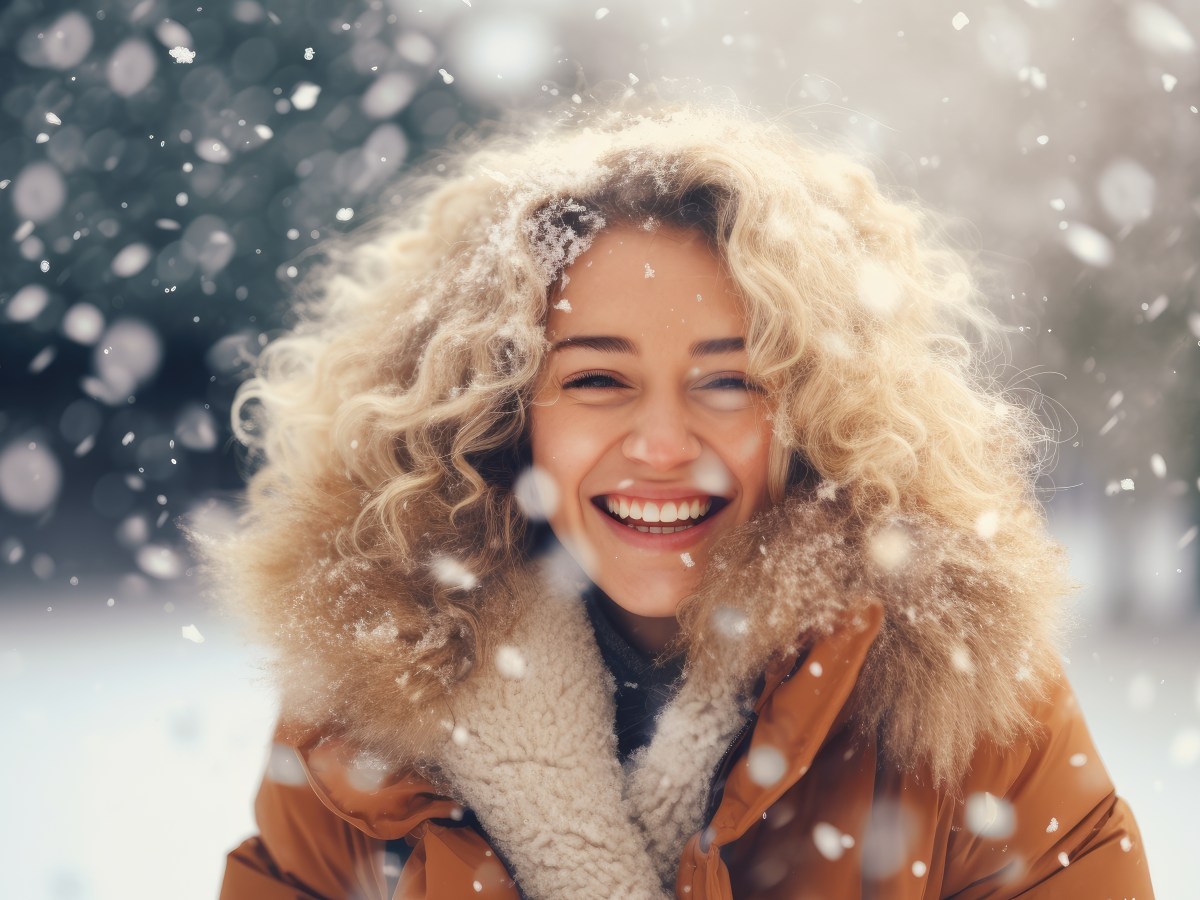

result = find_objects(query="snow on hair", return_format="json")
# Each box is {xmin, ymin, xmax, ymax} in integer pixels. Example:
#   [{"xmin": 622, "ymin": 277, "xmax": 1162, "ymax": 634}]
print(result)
[{"xmin": 211, "ymin": 101, "xmax": 1060, "ymax": 705}]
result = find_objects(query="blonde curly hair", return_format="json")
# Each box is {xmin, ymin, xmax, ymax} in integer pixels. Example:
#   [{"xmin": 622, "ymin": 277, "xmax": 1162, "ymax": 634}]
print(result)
[{"xmin": 215, "ymin": 101, "xmax": 1059, "ymax": 700}]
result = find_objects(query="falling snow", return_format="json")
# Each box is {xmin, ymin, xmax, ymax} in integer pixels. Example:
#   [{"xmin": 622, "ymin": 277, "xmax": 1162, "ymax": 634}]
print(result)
[
  {"xmin": 1169, "ymin": 729, "xmax": 1200, "ymax": 766},
  {"xmin": 0, "ymin": 441, "xmax": 62, "ymax": 515},
  {"xmin": 1128, "ymin": 3, "xmax": 1196, "ymax": 55},
  {"xmin": 747, "ymin": 744, "xmax": 787, "ymax": 786},
  {"xmin": 964, "ymin": 792, "xmax": 1016, "ymax": 838},
  {"xmin": 430, "ymin": 555, "xmax": 479, "ymax": 591},
  {"xmin": 513, "ymin": 467, "xmax": 559, "ymax": 521},
  {"xmin": 62, "ymin": 304, "xmax": 105, "ymax": 344},
  {"xmin": 291, "ymin": 81, "xmax": 322, "ymax": 110},
  {"xmin": 7, "ymin": 285, "xmax": 50, "ymax": 322},
  {"xmin": 855, "ymin": 261, "xmax": 904, "ymax": 317},
  {"xmin": 1098, "ymin": 158, "xmax": 1155, "ymax": 226},
  {"xmin": 974, "ymin": 509, "xmax": 1000, "ymax": 539},
  {"xmin": 812, "ymin": 822, "xmax": 855, "ymax": 860},
  {"xmin": 868, "ymin": 526, "xmax": 911, "ymax": 572},
  {"xmin": 712, "ymin": 605, "xmax": 750, "ymax": 638},
  {"xmin": 495, "ymin": 645, "xmax": 528, "ymax": 679},
  {"xmin": 0, "ymin": 5, "xmax": 1194, "ymax": 895},
  {"xmin": 1178, "ymin": 527, "xmax": 1198, "ymax": 550},
  {"xmin": 1062, "ymin": 222, "xmax": 1115, "ymax": 267}
]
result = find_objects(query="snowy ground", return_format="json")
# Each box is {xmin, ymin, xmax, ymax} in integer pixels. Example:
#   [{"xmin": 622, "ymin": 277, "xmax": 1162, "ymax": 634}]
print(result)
[{"xmin": 2, "ymin": 583, "xmax": 1195, "ymax": 899}]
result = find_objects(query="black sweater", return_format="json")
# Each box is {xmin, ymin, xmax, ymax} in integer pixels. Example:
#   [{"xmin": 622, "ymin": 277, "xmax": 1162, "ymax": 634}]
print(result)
[{"xmin": 581, "ymin": 584, "xmax": 686, "ymax": 762}]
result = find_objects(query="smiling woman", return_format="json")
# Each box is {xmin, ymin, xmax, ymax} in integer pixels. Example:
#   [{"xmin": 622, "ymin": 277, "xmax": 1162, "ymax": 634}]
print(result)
[{"xmin": 201, "ymin": 101, "xmax": 1154, "ymax": 898}]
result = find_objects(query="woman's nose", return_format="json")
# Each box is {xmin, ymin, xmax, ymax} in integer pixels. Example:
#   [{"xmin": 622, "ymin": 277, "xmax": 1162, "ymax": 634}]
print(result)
[{"xmin": 621, "ymin": 399, "xmax": 702, "ymax": 471}]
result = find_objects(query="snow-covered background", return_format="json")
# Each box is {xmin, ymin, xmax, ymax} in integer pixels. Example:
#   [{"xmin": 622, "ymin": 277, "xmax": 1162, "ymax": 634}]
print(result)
[{"xmin": 2, "ymin": 0, "xmax": 1197, "ymax": 896}]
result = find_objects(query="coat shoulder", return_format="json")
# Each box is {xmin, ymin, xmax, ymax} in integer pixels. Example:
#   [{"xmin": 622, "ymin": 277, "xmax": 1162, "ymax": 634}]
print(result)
[{"xmin": 940, "ymin": 669, "xmax": 1155, "ymax": 897}]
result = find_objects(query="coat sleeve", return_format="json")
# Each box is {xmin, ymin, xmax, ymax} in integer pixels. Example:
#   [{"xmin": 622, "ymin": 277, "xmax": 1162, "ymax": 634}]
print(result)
[
  {"xmin": 941, "ymin": 669, "xmax": 1155, "ymax": 899},
  {"xmin": 218, "ymin": 767, "xmax": 392, "ymax": 900},
  {"xmin": 218, "ymin": 742, "xmax": 523, "ymax": 900}
]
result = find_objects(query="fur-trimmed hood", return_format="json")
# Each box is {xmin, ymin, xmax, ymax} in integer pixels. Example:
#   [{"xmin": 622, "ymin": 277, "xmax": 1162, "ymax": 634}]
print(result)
[{"xmin": 216, "ymin": 489, "xmax": 1068, "ymax": 898}]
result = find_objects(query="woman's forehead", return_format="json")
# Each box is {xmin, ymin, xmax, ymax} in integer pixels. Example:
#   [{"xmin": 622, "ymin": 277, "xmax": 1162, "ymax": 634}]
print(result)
[{"xmin": 546, "ymin": 224, "xmax": 746, "ymax": 341}]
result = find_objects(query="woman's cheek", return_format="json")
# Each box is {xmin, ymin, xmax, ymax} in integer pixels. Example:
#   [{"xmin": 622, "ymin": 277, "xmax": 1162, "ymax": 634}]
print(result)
[
  {"xmin": 546, "ymin": 410, "xmax": 612, "ymax": 471},
  {"xmin": 533, "ymin": 412, "xmax": 603, "ymax": 518},
  {"xmin": 738, "ymin": 424, "xmax": 765, "ymax": 460}
]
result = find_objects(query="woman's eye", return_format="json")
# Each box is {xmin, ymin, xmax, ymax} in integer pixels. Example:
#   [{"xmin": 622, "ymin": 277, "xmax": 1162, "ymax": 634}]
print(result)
[
  {"xmin": 701, "ymin": 375, "xmax": 765, "ymax": 394},
  {"xmin": 702, "ymin": 376, "xmax": 756, "ymax": 391},
  {"xmin": 562, "ymin": 372, "xmax": 624, "ymax": 390}
]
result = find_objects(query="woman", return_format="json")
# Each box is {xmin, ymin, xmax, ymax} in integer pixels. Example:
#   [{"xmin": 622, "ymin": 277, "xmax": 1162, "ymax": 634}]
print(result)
[{"xmin": 208, "ymin": 103, "xmax": 1154, "ymax": 898}]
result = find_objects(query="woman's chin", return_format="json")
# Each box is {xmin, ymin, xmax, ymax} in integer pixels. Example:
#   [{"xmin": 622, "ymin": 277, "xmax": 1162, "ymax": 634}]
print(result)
[{"xmin": 597, "ymin": 574, "xmax": 697, "ymax": 620}]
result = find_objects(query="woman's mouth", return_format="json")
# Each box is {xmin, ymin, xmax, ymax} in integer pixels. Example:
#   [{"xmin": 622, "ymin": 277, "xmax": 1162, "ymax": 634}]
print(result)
[{"xmin": 592, "ymin": 494, "xmax": 728, "ymax": 534}]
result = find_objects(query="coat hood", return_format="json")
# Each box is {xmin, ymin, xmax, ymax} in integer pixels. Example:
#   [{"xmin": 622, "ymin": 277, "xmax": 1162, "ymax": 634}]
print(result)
[{"xmin": 212, "ymin": 487, "xmax": 1070, "ymax": 897}]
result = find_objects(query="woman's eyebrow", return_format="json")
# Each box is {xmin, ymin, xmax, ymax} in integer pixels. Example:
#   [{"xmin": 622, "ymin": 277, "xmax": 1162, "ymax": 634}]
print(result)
[
  {"xmin": 550, "ymin": 335, "xmax": 636, "ymax": 354},
  {"xmin": 689, "ymin": 337, "xmax": 745, "ymax": 358},
  {"xmin": 549, "ymin": 336, "xmax": 745, "ymax": 357}
]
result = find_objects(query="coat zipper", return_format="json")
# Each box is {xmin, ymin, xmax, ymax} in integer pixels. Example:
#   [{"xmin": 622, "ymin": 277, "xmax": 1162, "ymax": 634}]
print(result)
[
  {"xmin": 700, "ymin": 711, "xmax": 758, "ymax": 832},
  {"xmin": 698, "ymin": 652, "xmax": 810, "ymax": 841}
]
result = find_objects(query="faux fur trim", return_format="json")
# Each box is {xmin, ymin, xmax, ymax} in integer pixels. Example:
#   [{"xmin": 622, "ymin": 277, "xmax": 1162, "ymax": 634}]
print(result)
[
  {"xmin": 213, "ymin": 489, "xmax": 1068, "ymax": 895},
  {"xmin": 678, "ymin": 492, "xmax": 1067, "ymax": 787}
]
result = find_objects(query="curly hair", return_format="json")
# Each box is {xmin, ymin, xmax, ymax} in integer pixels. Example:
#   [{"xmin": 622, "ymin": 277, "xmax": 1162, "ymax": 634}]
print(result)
[{"xmin": 211, "ymin": 100, "xmax": 1061, "ymax": 706}]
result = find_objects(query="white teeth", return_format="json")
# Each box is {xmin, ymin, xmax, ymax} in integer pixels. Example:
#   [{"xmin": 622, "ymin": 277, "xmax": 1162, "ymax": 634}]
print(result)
[{"xmin": 602, "ymin": 495, "xmax": 716, "ymax": 524}]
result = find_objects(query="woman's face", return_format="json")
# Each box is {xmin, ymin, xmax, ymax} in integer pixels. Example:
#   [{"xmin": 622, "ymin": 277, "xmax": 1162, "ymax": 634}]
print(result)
[{"xmin": 530, "ymin": 224, "xmax": 774, "ymax": 622}]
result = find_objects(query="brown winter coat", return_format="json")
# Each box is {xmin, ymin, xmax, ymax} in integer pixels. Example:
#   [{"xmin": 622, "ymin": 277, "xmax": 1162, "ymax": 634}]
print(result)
[{"xmin": 218, "ymin": 494, "xmax": 1154, "ymax": 899}]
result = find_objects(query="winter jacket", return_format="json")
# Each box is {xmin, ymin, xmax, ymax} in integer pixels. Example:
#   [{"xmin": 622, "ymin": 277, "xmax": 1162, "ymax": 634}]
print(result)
[{"xmin": 218, "ymin": 494, "xmax": 1154, "ymax": 899}]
